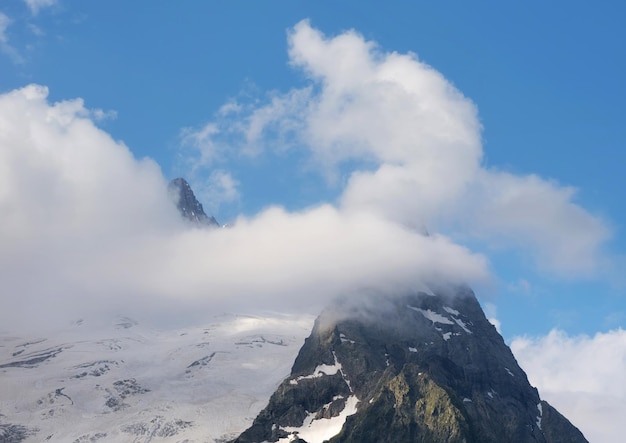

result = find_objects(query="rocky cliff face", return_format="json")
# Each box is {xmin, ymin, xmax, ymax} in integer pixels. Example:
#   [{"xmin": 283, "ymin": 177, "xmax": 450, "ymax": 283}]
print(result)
[
  {"xmin": 231, "ymin": 288, "xmax": 588, "ymax": 443},
  {"xmin": 168, "ymin": 177, "xmax": 219, "ymax": 227}
]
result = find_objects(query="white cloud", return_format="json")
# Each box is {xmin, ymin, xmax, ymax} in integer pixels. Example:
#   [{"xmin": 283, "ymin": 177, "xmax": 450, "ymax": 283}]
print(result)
[
  {"xmin": 180, "ymin": 122, "xmax": 221, "ymax": 168},
  {"xmin": 191, "ymin": 169, "xmax": 240, "ymax": 216},
  {"xmin": 512, "ymin": 329, "xmax": 626, "ymax": 442},
  {"xmin": 0, "ymin": 12, "xmax": 23, "ymax": 64},
  {"xmin": 27, "ymin": 23, "xmax": 44, "ymax": 36},
  {"xmin": 0, "ymin": 12, "xmax": 10, "ymax": 44},
  {"xmin": 466, "ymin": 171, "xmax": 611, "ymax": 276},
  {"xmin": 182, "ymin": 20, "xmax": 610, "ymax": 277},
  {"xmin": 90, "ymin": 107, "xmax": 118, "ymax": 121},
  {"xmin": 0, "ymin": 84, "xmax": 489, "ymax": 333},
  {"xmin": 0, "ymin": 2, "xmax": 57, "ymax": 62},
  {"xmin": 23, "ymin": 0, "xmax": 57, "ymax": 15}
]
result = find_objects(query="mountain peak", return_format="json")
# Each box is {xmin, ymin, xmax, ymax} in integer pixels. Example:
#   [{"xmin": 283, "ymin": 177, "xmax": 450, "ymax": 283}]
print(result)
[
  {"xmin": 168, "ymin": 177, "xmax": 219, "ymax": 227},
  {"xmin": 231, "ymin": 289, "xmax": 587, "ymax": 443}
]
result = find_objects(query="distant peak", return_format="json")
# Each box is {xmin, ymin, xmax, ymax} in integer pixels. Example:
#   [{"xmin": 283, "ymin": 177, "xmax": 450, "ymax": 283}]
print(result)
[
  {"xmin": 169, "ymin": 177, "xmax": 190, "ymax": 188},
  {"xmin": 168, "ymin": 177, "xmax": 219, "ymax": 227}
]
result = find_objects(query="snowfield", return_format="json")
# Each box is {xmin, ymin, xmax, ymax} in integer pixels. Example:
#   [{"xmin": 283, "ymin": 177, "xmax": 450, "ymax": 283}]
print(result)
[{"xmin": 0, "ymin": 314, "xmax": 314, "ymax": 442}]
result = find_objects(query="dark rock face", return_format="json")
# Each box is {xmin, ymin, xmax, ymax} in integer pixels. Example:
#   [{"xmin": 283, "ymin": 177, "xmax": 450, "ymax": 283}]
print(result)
[
  {"xmin": 168, "ymin": 177, "xmax": 219, "ymax": 227},
  {"xmin": 232, "ymin": 288, "xmax": 587, "ymax": 443},
  {"xmin": 0, "ymin": 423, "xmax": 39, "ymax": 442}
]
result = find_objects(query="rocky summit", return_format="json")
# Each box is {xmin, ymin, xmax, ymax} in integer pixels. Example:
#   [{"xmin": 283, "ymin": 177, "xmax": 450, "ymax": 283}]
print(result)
[
  {"xmin": 231, "ymin": 287, "xmax": 588, "ymax": 443},
  {"xmin": 168, "ymin": 177, "xmax": 219, "ymax": 227}
]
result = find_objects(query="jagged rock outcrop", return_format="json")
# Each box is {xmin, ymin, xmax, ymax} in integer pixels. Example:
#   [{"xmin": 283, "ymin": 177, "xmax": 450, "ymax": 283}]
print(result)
[
  {"xmin": 168, "ymin": 177, "xmax": 219, "ymax": 227},
  {"xmin": 231, "ymin": 288, "xmax": 587, "ymax": 443}
]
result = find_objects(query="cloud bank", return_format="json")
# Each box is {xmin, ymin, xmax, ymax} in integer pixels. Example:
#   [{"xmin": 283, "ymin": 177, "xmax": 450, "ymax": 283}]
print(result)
[
  {"xmin": 512, "ymin": 329, "xmax": 626, "ymax": 442},
  {"xmin": 0, "ymin": 84, "xmax": 487, "ymax": 332},
  {"xmin": 0, "ymin": 21, "xmax": 611, "ymax": 332}
]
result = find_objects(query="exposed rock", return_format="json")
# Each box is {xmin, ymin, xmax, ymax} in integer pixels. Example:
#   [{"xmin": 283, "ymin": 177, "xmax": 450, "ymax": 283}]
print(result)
[
  {"xmin": 121, "ymin": 416, "xmax": 193, "ymax": 438},
  {"xmin": 231, "ymin": 288, "xmax": 588, "ymax": 443},
  {"xmin": 168, "ymin": 177, "xmax": 219, "ymax": 227},
  {"xmin": 0, "ymin": 423, "xmax": 39, "ymax": 442},
  {"xmin": 0, "ymin": 346, "xmax": 67, "ymax": 369},
  {"xmin": 72, "ymin": 432, "xmax": 107, "ymax": 442}
]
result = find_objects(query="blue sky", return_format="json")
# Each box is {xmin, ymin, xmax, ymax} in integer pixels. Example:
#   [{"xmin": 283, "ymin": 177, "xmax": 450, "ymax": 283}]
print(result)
[{"xmin": 1, "ymin": 2, "xmax": 625, "ymax": 439}]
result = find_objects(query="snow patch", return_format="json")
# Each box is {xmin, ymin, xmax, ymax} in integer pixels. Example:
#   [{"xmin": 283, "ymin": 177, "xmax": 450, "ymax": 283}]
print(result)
[
  {"xmin": 536, "ymin": 402, "xmax": 543, "ymax": 430},
  {"xmin": 408, "ymin": 306, "xmax": 453, "ymax": 325},
  {"xmin": 408, "ymin": 347, "xmax": 417, "ymax": 353},
  {"xmin": 452, "ymin": 317, "xmax": 472, "ymax": 334},
  {"xmin": 339, "ymin": 333, "xmax": 355, "ymax": 344},
  {"xmin": 290, "ymin": 353, "xmax": 343, "ymax": 385},
  {"xmin": 443, "ymin": 306, "xmax": 460, "ymax": 316},
  {"xmin": 280, "ymin": 353, "xmax": 359, "ymax": 443},
  {"xmin": 408, "ymin": 306, "xmax": 471, "ymax": 336},
  {"xmin": 278, "ymin": 395, "xmax": 359, "ymax": 443}
]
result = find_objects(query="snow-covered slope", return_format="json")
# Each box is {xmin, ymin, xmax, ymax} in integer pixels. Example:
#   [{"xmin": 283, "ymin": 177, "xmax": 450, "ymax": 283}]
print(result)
[{"xmin": 0, "ymin": 314, "xmax": 313, "ymax": 442}]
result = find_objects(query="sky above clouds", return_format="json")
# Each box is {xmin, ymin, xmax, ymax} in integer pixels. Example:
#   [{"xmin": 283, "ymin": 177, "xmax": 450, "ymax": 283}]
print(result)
[{"xmin": 0, "ymin": 1, "xmax": 625, "ymax": 440}]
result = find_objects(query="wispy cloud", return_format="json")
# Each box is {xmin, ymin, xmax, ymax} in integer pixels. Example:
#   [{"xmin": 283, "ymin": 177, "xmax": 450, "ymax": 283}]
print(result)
[
  {"xmin": 23, "ymin": 0, "xmax": 58, "ymax": 15},
  {"xmin": 194, "ymin": 169, "xmax": 240, "ymax": 216},
  {"xmin": 0, "ymin": 12, "xmax": 24, "ymax": 64},
  {"xmin": 0, "ymin": 12, "xmax": 10, "ymax": 43},
  {"xmin": 27, "ymin": 23, "xmax": 45, "ymax": 36}
]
